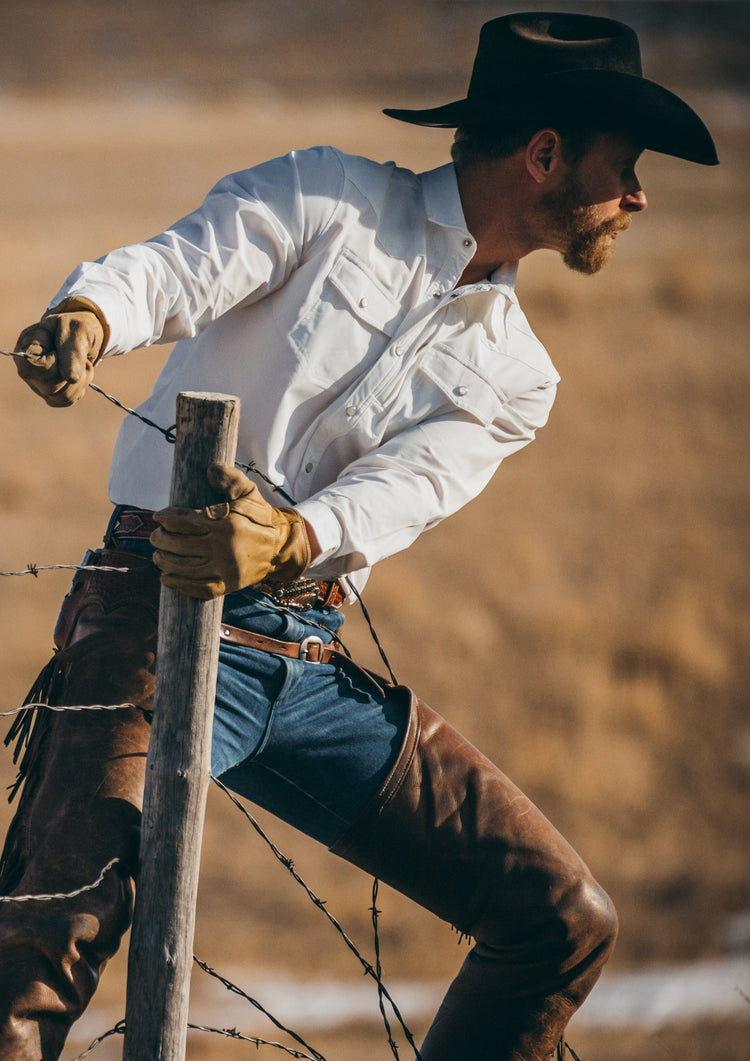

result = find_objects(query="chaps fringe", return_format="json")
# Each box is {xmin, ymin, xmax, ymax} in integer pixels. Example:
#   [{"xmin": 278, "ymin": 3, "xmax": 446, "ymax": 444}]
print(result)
[{"xmin": 0, "ymin": 654, "xmax": 62, "ymax": 893}]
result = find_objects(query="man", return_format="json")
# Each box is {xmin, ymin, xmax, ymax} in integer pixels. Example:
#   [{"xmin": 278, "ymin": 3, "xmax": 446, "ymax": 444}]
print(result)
[{"xmin": 0, "ymin": 12, "xmax": 717, "ymax": 1061}]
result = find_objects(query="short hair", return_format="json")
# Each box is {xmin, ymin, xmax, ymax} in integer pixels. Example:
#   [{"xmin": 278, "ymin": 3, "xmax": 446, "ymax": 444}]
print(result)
[{"xmin": 451, "ymin": 122, "xmax": 605, "ymax": 170}]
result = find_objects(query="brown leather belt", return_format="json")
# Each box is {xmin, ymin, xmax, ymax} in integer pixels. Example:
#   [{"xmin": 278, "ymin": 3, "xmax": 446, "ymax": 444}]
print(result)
[
  {"xmin": 108, "ymin": 505, "xmax": 345, "ymax": 610},
  {"xmin": 219, "ymin": 623, "xmax": 346, "ymax": 665},
  {"xmin": 219, "ymin": 622, "xmax": 391, "ymax": 699}
]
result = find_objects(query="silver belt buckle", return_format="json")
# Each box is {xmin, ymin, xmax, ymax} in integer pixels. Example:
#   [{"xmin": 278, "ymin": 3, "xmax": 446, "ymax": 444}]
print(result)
[{"xmin": 299, "ymin": 635, "xmax": 324, "ymax": 663}]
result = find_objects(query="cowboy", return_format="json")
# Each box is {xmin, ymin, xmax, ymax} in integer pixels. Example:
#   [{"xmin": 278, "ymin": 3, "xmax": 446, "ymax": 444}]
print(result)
[{"xmin": 0, "ymin": 12, "xmax": 717, "ymax": 1060}]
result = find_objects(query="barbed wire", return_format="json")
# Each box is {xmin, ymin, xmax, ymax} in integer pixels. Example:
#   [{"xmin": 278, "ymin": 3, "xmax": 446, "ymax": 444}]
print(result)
[
  {"xmin": 0, "ymin": 349, "xmax": 416, "ymax": 1059},
  {"xmin": 67, "ymin": 1017, "xmax": 327, "ymax": 1061},
  {"xmin": 68, "ymin": 1020, "xmax": 126, "ymax": 1061},
  {"xmin": 371, "ymin": 878, "xmax": 399, "ymax": 1056},
  {"xmin": 0, "ymin": 562, "xmax": 131, "ymax": 578},
  {"xmin": 89, "ymin": 382, "xmax": 177, "ymax": 443},
  {"xmin": 193, "ymin": 956, "xmax": 327, "ymax": 1060},
  {"xmin": 0, "ymin": 689, "xmax": 418, "ymax": 1055},
  {"xmin": 0, "ymin": 350, "xmax": 177, "ymax": 443},
  {"xmin": 0, "ymin": 857, "xmax": 120, "ymax": 904},
  {"xmin": 0, "ymin": 701, "xmax": 149, "ymax": 719},
  {"xmin": 186, "ymin": 1023, "xmax": 325, "ymax": 1059},
  {"xmin": 211, "ymin": 775, "xmax": 421, "ymax": 1061}
]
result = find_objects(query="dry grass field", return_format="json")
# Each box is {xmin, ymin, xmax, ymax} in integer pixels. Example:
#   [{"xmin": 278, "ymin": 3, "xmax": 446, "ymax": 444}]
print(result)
[{"xmin": 0, "ymin": 2, "xmax": 748, "ymax": 1058}]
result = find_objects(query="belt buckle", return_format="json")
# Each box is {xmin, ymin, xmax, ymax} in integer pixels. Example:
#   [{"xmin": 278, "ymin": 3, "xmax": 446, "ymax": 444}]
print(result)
[{"xmin": 299, "ymin": 635, "xmax": 324, "ymax": 663}]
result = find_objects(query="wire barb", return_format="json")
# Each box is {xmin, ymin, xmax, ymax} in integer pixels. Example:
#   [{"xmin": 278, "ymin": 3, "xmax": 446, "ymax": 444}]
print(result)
[{"xmin": 187, "ymin": 1022, "xmax": 325, "ymax": 1059}]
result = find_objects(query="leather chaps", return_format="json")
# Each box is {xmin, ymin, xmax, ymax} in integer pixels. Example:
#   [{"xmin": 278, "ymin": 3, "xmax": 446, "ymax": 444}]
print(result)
[
  {"xmin": 0, "ymin": 549, "xmax": 158, "ymax": 1060},
  {"xmin": 331, "ymin": 696, "xmax": 618, "ymax": 1060},
  {"xmin": 0, "ymin": 549, "xmax": 617, "ymax": 1060}
]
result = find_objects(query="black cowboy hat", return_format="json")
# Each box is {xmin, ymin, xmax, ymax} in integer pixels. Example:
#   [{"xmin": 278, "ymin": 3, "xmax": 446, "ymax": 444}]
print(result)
[{"xmin": 384, "ymin": 11, "xmax": 718, "ymax": 165}]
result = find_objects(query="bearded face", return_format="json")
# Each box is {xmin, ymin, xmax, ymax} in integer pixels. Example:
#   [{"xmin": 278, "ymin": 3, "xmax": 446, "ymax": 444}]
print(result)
[{"xmin": 541, "ymin": 168, "xmax": 632, "ymax": 275}]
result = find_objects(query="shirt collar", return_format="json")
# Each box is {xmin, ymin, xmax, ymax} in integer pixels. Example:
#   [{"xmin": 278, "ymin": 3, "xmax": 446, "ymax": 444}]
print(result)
[
  {"xmin": 420, "ymin": 163, "xmax": 469, "ymax": 232},
  {"xmin": 420, "ymin": 163, "xmax": 519, "ymax": 291}
]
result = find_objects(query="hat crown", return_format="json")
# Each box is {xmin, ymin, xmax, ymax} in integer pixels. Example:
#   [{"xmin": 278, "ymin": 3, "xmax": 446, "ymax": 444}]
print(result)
[
  {"xmin": 468, "ymin": 12, "xmax": 642, "ymax": 96},
  {"xmin": 382, "ymin": 9, "xmax": 718, "ymax": 166}
]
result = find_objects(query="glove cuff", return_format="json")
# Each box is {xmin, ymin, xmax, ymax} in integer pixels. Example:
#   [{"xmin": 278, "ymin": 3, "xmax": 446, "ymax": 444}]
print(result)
[
  {"xmin": 271, "ymin": 509, "xmax": 312, "ymax": 584},
  {"xmin": 45, "ymin": 296, "xmax": 111, "ymax": 363}
]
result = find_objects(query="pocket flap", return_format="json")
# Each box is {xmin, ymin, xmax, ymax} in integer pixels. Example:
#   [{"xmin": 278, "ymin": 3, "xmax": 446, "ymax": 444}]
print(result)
[
  {"xmin": 328, "ymin": 251, "xmax": 403, "ymax": 336},
  {"xmin": 420, "ymin": 345, "xmax": 508, "ymax": 426}
]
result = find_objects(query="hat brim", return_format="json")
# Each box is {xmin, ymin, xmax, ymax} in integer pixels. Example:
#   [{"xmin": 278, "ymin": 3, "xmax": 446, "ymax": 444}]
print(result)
[{"xmin": 384, "ymin": 69, "xmax": 718, "ymax": 165}]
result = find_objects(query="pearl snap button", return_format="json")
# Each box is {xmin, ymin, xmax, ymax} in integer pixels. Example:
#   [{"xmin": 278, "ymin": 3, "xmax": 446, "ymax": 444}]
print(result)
[
  {"xmin": 345, "ymin": 405, "xmax": 357, "ymax": 417},
  {"xmin": 359, "ymin": 297, "xmax": 368, "ymax": 308},
  {"xmin": 393, "ymin": 345, "xmax": 404, "ymax": 356},
  {"xmin": 455, "ymin": 385, "xmax": 468, "ymax": 396},
  {"xmin": 463, "ymin": 238, "xmax": 472, "ymax": 247},
  {"xmin": 432, "ymin": 290, "xmax": 441, "ymax": 298}
]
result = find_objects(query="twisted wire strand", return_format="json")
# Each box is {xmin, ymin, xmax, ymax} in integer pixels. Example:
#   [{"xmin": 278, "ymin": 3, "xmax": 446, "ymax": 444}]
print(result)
[
  {"xmin": 0, "ymin": 562, "xmax": 130, "ymax": 578},
  {"xmin": 211, "ymin": 775, "xmax": 422, "ymax": 1060},
  {"xmin": 89, "ymin": 382, "xmax": 177, "ymax": 442},
  {"xmin": 0, "ymin": 857, "xmax": 120, "ymax": 904},
  {"xmin": 371, "ymin": 878, "xmax": 400, "ymax": 1059},
  {"xmin": 187, "ymin": 1023, "xmax": 325, "ymax": 1059},
  {"xmin": 0, "ymin": 701, "xmax": 146, "ymax": 719},
  {"xmin": 68, "ymin": 1020, "xmax": 126, "ymax": 1061},
  {"xmin": 193, "ymin": 957, "xmax": 326, "ymax": 1061},
  {"xmin": 68, "ymin": 1018, "xmax": 325, "ymax": 1061},
  {"xmin": 0, "ymin": 350, "xmax": 176, "ymax": 443}
]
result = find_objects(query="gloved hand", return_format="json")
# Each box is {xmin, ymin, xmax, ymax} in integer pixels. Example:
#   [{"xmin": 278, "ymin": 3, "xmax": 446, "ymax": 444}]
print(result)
[
  {"xmin": 14, "ymin": 296, "xmax": 108, "ymax": 407},
  {"xmin": 150, "ymin": 462, "xmax": 312, "ymax": 599}
]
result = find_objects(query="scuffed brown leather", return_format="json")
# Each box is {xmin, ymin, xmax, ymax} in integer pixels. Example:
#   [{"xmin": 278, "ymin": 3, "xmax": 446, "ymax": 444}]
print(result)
[
  {"xmin": 332, "ymin": 694, "xmax": 618, "ymax": 1061},
  {"xmin": 0, "ymin": 549, "xmax": 159, "ymax": 1061}
]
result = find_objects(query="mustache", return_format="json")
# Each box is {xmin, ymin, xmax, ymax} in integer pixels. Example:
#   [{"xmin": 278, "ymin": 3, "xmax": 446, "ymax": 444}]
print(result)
[{"xmin": 601, "ymin": 211, "xmax": 631, "ymax": 236}]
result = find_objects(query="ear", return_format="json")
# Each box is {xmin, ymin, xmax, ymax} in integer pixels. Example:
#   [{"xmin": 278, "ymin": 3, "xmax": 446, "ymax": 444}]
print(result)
[{"xmin": 525, "ymin": 129, "xmax": 565, "ymax": 184}]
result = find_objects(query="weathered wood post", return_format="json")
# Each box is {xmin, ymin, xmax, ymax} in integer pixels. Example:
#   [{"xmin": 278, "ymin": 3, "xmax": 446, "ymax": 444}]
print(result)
[{"xmin": 123, "ymin": 391, "xmax": 240, "ymax": 1060}]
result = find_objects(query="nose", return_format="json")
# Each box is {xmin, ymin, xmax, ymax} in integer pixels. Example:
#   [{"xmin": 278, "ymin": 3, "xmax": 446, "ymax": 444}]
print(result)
[{"xmin": 621, "ymin": 187, "xmax": 647, "ymax": 213}]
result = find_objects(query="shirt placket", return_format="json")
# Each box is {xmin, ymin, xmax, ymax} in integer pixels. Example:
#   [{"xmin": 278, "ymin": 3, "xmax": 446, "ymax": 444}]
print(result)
[{"xmin": 291, "ymin": 227, "xmax": 479, "ymax": 497}]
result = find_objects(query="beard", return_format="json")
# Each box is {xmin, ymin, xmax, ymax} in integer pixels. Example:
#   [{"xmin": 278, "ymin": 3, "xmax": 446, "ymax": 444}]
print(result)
[{"xmin": 541, "ymin": 172, "xmax": 631, "ymax": 275}]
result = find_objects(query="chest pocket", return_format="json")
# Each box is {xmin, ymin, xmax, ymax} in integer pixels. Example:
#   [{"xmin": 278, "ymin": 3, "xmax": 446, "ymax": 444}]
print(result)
[
  {"xmin": 419, "ymin": 343, "xmax": 509, "ymax": 427},
  {"xmin": 288, "ymin": 250, "xmax": 405, "ymax": 388}
]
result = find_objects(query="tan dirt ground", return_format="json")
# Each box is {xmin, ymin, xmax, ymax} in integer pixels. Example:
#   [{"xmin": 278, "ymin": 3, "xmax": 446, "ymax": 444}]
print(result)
[{"xmin": 0, "ymin": 47, "xmax": 748, "ymax": 1061}]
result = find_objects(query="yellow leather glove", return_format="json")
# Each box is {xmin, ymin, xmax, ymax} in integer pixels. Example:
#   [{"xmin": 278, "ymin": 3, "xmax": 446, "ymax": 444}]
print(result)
[
  {"xmin": 14, "ymin": 296, "xmax": 108, "ymax": 407},
  {"xmin": 150, "ymin": 462, "xmax": 312, "ymax": 599}
]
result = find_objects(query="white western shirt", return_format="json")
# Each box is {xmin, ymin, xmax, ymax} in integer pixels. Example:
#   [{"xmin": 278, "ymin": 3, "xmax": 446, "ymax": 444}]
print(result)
[{"xmin": 52, "ymin": 147, "xmax": 560, "ymax": 586}]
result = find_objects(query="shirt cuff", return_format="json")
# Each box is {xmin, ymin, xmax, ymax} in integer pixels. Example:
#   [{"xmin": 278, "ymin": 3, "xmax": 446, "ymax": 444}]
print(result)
[{"xmin": 294, "ymin": 498, "xmax": 343, "ymax": 573}]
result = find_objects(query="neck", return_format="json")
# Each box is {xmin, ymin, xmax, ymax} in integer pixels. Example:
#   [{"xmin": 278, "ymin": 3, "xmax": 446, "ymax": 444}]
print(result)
[{"xmin": 455, "ymin": 158, "xmax": 539, "ymax": 286}]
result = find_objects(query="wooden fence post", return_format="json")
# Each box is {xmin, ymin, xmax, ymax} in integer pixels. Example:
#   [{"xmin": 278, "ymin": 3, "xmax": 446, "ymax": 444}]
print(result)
[{"xmin": 123, "ymin": 391, "xmax": 240, "ymax": 1060}]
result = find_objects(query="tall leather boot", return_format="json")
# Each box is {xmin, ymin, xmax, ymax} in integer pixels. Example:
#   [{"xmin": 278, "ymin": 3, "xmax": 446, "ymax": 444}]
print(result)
[
  {"xmin": 0, "ymin": 549, "xmax": 159, "ymax": 1061},
  {"xmin": 331, "ymin": 693, "xmax": 618, "ymax": 1061}
]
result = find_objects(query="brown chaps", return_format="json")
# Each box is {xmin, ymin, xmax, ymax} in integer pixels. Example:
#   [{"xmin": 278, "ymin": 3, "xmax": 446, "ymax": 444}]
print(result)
[{"xmin": 0, "ymin": 550, "xmax": 617, "ymax": 1060}]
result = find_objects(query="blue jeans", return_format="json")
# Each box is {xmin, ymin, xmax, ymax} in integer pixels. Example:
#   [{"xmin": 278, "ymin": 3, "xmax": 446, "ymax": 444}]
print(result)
[
  {"xmin": 113, "ymin": 537, "xmax": 408, "ymax": 847},
  {"xmin": 212, "ymin": 589, "xmax": 409, "ymax": 846}
]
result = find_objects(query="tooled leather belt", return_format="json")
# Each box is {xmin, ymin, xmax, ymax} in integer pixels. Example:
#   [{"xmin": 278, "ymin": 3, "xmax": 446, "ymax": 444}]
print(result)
[{"xmin": 108, "ymin": 505, "xmax": 346, "ymax": 610}]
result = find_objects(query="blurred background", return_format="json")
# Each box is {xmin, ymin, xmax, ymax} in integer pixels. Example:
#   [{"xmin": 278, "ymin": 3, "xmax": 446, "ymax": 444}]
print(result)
[{"xmin": 0, "ymin": 1, "xmax": 748, "ymax": 1058}]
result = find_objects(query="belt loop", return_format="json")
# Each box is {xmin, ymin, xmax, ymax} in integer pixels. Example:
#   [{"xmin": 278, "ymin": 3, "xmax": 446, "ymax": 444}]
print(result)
[{"xmin": 103, "ymin": 505, "xmax": 126, "ymax": 548}]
